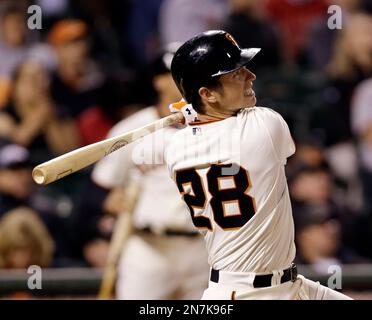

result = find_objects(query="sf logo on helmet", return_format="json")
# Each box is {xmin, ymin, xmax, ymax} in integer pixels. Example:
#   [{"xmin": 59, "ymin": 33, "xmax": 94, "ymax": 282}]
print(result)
[{"xmin": 225, "ymin": 33, "xmax": 238, "ymax": 47}]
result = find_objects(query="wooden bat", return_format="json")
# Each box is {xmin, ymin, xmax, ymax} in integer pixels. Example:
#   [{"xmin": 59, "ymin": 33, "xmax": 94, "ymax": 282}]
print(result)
[
  {"xmin": 98, "ymin": 180, "xmax": 142, "ymax": 300},
  {"xmin": 32, "ymin": 112, "xmax": 184, "ymax": 185}
]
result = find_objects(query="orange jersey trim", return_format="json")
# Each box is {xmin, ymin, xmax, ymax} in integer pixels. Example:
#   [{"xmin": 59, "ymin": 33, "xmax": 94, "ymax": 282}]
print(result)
[{"xmin": 189, "ymin": 119, "xmax": 224, "ymax": 126}]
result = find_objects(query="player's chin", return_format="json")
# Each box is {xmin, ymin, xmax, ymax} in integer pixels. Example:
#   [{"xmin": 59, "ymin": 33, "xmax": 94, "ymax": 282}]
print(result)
[{"xmin": 243, "ymin": 95, "xmax": 256, "ymax": 107}]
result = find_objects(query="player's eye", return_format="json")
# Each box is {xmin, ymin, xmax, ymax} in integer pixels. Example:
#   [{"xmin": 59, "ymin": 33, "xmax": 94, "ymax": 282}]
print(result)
[
  {"xmin": 233, "ymin": 68, "xmax": 245, "ymax": 79},
  {"xmin": 233, "ymin": 69, "xmax": 241, "ymax": 77}
]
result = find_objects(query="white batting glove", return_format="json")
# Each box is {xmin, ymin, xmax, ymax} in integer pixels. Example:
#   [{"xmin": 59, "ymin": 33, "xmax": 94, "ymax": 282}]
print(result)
[{"xmin": 169, "ymin": 99, "xmax": 198, "ymax": 124}]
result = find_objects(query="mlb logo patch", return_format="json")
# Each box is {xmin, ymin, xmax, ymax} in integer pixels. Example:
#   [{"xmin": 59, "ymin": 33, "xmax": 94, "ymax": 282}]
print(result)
[{"xmin": 192, "ymin": 127, "xmax": 202, "ymax": 136}]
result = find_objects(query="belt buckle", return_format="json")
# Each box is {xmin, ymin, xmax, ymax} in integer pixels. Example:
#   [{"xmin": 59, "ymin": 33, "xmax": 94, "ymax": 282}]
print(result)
[{"xmin": 290, "ymin": 263, "xmax": 298, "ymax": 282}]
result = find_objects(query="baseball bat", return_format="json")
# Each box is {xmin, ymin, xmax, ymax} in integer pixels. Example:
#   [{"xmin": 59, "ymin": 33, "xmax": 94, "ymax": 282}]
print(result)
[
  {"xmin": 32, "ymin": 112, "xmax": 184, "ymax": 185},
  {"xmin": 98, "ymin": 181, "xmax": 142, "ymax": 300}
]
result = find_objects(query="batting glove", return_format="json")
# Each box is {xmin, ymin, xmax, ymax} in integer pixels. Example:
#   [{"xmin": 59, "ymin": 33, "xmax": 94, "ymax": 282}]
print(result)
[{"xmin": 169, "ymin": 99, "xmax": 199, "ymax": 124}]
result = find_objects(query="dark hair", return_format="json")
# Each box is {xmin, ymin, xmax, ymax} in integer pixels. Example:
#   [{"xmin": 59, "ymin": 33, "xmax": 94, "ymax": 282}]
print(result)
[{"xmin": 187, "ymin": 77, "xmax": 222, "ymax": 114}]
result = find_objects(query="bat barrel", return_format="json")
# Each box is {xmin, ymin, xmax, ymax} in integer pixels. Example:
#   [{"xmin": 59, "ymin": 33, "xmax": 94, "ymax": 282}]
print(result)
[
  {"xmin": 32, "ymin": 164, "xmax": 74, "ymax": 185},
  {"xmin": 31, "ymin": 112, "xmax": 185, "ymax": 186}
]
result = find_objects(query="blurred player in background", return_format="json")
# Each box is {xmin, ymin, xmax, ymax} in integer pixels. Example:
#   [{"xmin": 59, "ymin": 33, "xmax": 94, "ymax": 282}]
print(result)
[
  {"xmin": 165, "ymin": 30, "xmax": 352, "ymax": 300},
  {"xmin": 92, "ymin": 44, "xmax": 209, "ymax": 299}
]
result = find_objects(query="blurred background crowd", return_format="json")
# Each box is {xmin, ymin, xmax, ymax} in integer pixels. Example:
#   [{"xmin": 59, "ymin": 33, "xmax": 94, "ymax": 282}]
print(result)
[{"xmin": 1, "ymin": 0, "xmax": 372, "ymax": 296}]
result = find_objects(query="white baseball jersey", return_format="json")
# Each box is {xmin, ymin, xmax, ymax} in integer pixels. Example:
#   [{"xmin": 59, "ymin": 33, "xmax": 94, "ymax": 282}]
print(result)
[
  {"xmin": 165, "ymin": 106, "xmax": 296, "ymax": 273},
  {"xmin": 92, "ymin": 107, "xmax": 195, "ymax": 233}
]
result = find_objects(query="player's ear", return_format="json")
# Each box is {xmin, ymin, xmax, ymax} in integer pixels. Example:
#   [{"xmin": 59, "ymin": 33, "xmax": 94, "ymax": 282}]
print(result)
[{"xmin": 199, "ymin": 87, "xmax": 217, "ymax": 103}]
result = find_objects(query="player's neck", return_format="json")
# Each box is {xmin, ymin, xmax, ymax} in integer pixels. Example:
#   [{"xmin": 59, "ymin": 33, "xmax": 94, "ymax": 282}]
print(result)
[
  {"xmin": 196, "ymin": 104, "xmax": 240, "ymax": 122},
  {"xmin": 196, "ymin": 113, "xmax": 230, "ymax": 122}
]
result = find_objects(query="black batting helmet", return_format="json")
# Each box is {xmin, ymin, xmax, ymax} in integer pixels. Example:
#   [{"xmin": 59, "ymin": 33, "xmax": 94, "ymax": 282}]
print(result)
[{"xmin": 171, "ymin": 30, "xmax": 260, "ymax": 104}]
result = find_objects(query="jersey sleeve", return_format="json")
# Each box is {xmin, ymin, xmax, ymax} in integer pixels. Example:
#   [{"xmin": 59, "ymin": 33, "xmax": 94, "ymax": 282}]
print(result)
[{"xmin": 248, "ymin": 107, "xmax": 295, "ymax": 163}]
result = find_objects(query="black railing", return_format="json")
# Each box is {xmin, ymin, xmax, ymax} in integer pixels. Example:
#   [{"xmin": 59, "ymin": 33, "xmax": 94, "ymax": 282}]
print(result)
[{"xmin": 1, "ymin": 264, "xmax": 372, "ymax": 298}]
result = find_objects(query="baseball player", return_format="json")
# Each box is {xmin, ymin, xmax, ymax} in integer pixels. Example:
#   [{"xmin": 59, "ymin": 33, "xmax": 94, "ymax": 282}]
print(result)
[
  {"xmin": 164, "ymin": 30, "xmax": 352, "ymax": 300},
  {"xmin": 92, "ymin": 45, "xmax": 209, "ymax": 299}
]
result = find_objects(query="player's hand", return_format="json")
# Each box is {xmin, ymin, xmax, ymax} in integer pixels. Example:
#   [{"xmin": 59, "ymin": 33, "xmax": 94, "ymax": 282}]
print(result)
[{"xmin": 169, "ymin": 99, "xmax": 198, "ymax": 124}]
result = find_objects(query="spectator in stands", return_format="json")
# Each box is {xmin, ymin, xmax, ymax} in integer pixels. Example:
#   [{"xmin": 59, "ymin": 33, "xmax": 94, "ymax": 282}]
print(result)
[
  {"xmin": 0, "ymin": 144, "xmax": 33, "ymax": 217},
  {"xmin": 34, "ymin": 0, "xmax": 70, "ymax": 32},
  {"xmin": 291, "ymin": 139, "xmax": 325, "ymax": 169},
  {"xmin": 69, "ymin": 176, "xmax": 114, "ymax": 267},
  {"xmin": 322, "ymin": 13, "xmax": 372, "ymax": 146},
  {"xmin": 0, "ymin": 3, "xmax": 38, "ymax": 80},
  {"xmin": 286, "ymin": 137, "xmax": 326, "ymax": 184},
  {"xmin": 288, "ymin": 135, "xmax": 360, "ymax": 207},
  {"xmin": 305, "ymin": 0, "xmax": 363, "ymax": 71},
  {"xmin": 309, "ymin": 13, "xmax": 372, "ymax": 211},
  {"xmin": 0, "ymin": 56, "xmax": 93, "ymax": 160},
  {"xmin": 159, "ymin": 0, "xmax": 228, "ymax": 46},
  {"xmin": 293, "ymin": 202, "xmax": 369, "ymax": 273},
  {"xmin": 223, "ymin": 0, "xmax": 281, "ymax": 71},
  {"xmin": 47, "ymin": 19, "xmax": 105, "ymax": 153},
  {"xmin": 68, "ymin": 0, "xmax": 130, "ymax": 73},
  {"xmin": 0, "ymin": 207, "xmax": 55, "ymax": 269},
  {"xmin": 0, "ymin": 3, "xmax": 38, "ymax": 109},
  {"xmin": 122, "ymin": 0, "xmax": 163, "ymax": 67},
  {"xmin": 0, "ymin": 60, "xmax": 53, "ymax": 164},
  {"xmin": 265, "ymin": 0, "xmax": 328, "ymax": 66},
  {"xmin": 351, "ymin": 77, "xmax": 372, "ymax": 255},
  {"xmin": 0, "ymin": 143, "xmax": 73, "ymax": 266},
  {"xmin": 289, "ymin": 164, "xmax": 368, "ymax": 269},
  {"xmin": 78, "ymin": 76, "xmax": 147, "ymax": 146}
]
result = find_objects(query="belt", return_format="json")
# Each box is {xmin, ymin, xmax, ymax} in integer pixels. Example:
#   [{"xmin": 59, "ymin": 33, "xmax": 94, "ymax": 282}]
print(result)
[
  {"xmin": 210, "ymin": 263, "xmax": 298, "ymax": 288},
  {"xmin": 137, "ymin": 227, "xmax": 200, "ymax": 237}
]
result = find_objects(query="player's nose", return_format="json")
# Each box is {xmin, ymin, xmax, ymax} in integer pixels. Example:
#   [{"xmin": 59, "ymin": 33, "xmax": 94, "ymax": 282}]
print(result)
[
  {"xmin": 243, "ymin": 68, "xmax": 256, "ymax": 83},
  {"xmin": 247, "ymin": 69, "xmax": 256, "ymax": 81}
]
